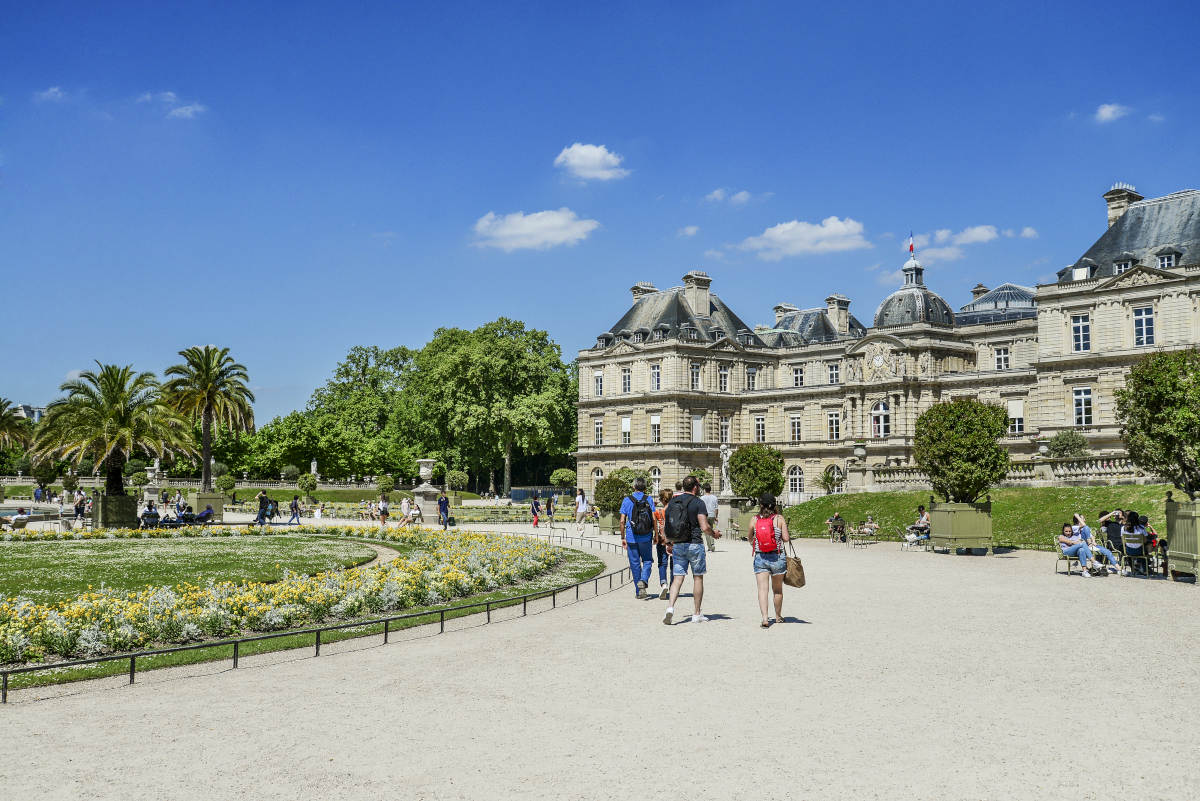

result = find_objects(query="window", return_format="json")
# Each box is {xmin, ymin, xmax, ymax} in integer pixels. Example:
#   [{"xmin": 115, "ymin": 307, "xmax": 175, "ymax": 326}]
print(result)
[
  {"xmin": 649, "ymin": 467, "xmax": 661, "ymax": 493},
  {"xmin": 690, "ymin": 363, "xmax": 701, "ymax": 391},
  {"xmin": 711, "ymin": 328, "xmax": 724, "ymax": 340},
  {"xmin": 827, "ymin": 411, "xmax": 840, "ymax": 441},
  {"xmin": 1007, "ymin": 399, "xmax": 1025, "ymax": 435},
  {"xmin": 746, "ymin": 367, "xmax": 757, "ymax": 391},
  {"xmin": 1159, "ymin": 253, "xmax": 1177, "ymax": 269},
  {"xmin": 792, "ymin": 366, "xmax": 804, "ymax": 387},
  {"xmin": 692, "ymin": 414, "xmax": 705, "ymax": 443},
  {"xmin": 593, "ymin": 468, "xmax": 604, "ymax": 480},
  {"xmin": 620, "ymin": 416, "xmax": 631, "ymax": 444},
  {"xmin": 787, "ymin": 466, "xmax": 804, "ymax": 496},
  {"xmin": 790, "ymin": 415, "xmax": 802, "ymax": 442},
  {"xmin": 1073, "ymin": 387, "xmax": 1093, "ymax": 427},
  {"xmin": 633, "ymin": 332, "xmax": 643, "ymax": 344},
  {"xmin": 754, "ymin": 415, "xmax": 766, "ymax": 443},
  {"xmin": 1071, "ymin": 314, "xmax": 1091, "ymax": 353},
  {"xmin": 653, "ymin": 329, "xmax": 665, "ymax": 341},
  {"xmin": 650, "ymin": 364, "xmax": 661, "ymax": 391},
  {"xmin": 1071, "ymin": 266, "xmax": 1090, "ymax": 281},
  {"xmin": 994, "ymin": 347, "xmax": 1010, "ymax": 371},
  {"xmin": 871, "ymin": 402, "xmax": 890, "ymax": 438},
  {"xmin": 593, "ymin": 419, "xmax": 604, "ymax": 445},
  {"xmin": 718, "ymin": 366, "xmax": 729, "ymax": 392},
  {"xmin": 593, "ymin": 370, "xmax": 604, "ymax": 397},
  {"xmin": 827, "ymin": 362, "xmax": 840, "ymax": 384},
  {"xmin": 621, "ymin": 367, "xmax": 631, "ymax": 394},
  {"xmin": 719, "ymin": 416, "xmax": 730, "ymax": 444},
  {"xmin": 650, "ymin": 414, "xmax": 661, "ymax": 443},
  {"xmin": 1133, "ymin": 306, "xmax": 1155, "ymax": 346},
  {"xmin": 1114, "ymin": 261, "xmax": 1132, "ymax": 275}
]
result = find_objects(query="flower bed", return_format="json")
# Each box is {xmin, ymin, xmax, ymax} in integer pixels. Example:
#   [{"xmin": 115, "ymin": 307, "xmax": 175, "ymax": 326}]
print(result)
[{"xmin": 0, "ymin": 526, "xmax": 560, "ymax": 664}]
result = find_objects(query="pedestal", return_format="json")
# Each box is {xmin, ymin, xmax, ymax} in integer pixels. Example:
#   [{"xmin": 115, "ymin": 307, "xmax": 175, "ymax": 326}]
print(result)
[
  {"xmin": 189, "ymin": 492, "xmax": 225, "ymax": 523},
  {"xmin": 411, "ymin": 482, "xmax": 442, "ymax": 524},
  {"xmin": 95, "ymin": 494, "xmax": 138, "ymax": 529},
  {"xmin": 928, "ymin": 501, "xmax": 993, "ymax": 555}
]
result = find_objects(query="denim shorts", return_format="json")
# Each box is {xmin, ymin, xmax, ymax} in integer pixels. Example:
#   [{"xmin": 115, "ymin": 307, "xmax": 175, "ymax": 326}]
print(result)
[
  {"xmin": 671, "ymin": 542, "xmax": 707, "ymax": 576},
  {"xmin": 753, "ymin": 550, "xmax": 786, "ymax": 575}
]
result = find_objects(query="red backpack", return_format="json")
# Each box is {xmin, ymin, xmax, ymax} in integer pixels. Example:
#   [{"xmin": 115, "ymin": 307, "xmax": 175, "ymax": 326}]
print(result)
[{"xmin": 754, "ymin": 515, "xmax": 778, "ymax": 552}]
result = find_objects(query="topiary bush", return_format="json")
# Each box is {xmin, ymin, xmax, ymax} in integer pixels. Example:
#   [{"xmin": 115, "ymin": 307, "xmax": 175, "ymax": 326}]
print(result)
[
  {"xmin": 281, "ymin": 464, "xmax": 301, "ymax": 481},
  {"xmin": 295, "ymin": 473, "xmax": 317, "ymax": 502},
  {"xmin": 686, "ymin": 467, "xmax": 712, "ymax": 487},
  {"xmin": 61, "ymin": 474, "xmax": 79, "ymax": 493},
  {"xmin": 914, "ymin": 398, "xmax": 1010, "ymax": 503},
  {"xmin": 215, "ymin": 474, "xmax": 237, "ymax": 497},
  {"xmin": 130, "ymin": 471, "xmax": 150, "ymax": 487},
  {"xmin": 549, "ymin": 468, "xmax": 576, "ymax": 488},
  {"xmin": 445, "ymin": 469, "xmax": 469, "ymax": 490},
  {"xmin": 729, "ymin": 444, "xmax": 785, "ymax": 499},
  {"xmin": 594, "ymin": 475, "xmax": 633, "ymax": 516},
  {"xmin": 376, "ymin": 474, "xmax": 396, "ymax": 495},
  {"xmin": 1047, "ymin": 429, "xmax": 1090, "ymax": 459}
]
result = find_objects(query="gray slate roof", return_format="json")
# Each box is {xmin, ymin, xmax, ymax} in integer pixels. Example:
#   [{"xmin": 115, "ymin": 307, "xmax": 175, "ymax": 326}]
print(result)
[
  {"xmin": 1057, "ymin": 189, "xmax": 1200, "ymax": 282},
  {"xmin": 603, "ymin": 287, "xmax": 767, "ymax": 347},
  {"xmin": 956, "ymin": 282, "xmax": 1037, "ymax": 326},
  {"xmin": 758, "ymin": 307, "xmax": 866, "ymax": 347},
  {"xmin": 873, "ymin": 287, "xmax": 955, "ymax": 328}
]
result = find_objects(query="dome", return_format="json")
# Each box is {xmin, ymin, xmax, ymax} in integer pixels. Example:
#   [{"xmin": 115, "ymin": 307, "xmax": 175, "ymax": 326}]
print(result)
[{"xmin": 872, "ymin": 256, "xmax": 956, "ymax": 328}]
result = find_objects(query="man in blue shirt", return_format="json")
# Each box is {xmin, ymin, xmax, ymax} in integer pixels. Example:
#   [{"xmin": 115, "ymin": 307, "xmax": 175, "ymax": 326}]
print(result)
[
  {"xmin": 437, "ymin": 492, "xmax": 451, "ymax": 529},
  {"xmin": 619, "ymin": 477, "xmax": 656, "ymax": 599}
]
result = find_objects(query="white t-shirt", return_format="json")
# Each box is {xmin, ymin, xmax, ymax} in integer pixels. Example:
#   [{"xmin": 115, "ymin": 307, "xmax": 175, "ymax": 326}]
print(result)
[
  {"xmin": 401, "ymin": 499, "xmax": 410, "ymax": 515},
  {"xmin": 576, "ymin": 495, "xmax": 586, "ymax": 513},
  {"xmin": 379, "ymin": 499, "xmax": 389, "ymax": 513}
]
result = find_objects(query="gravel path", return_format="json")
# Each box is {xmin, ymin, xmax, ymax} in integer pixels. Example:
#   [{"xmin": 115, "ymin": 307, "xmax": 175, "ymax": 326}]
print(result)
[{"xmin": 4, "ymin": 535, "xmax": 1198, "ymax": 800}]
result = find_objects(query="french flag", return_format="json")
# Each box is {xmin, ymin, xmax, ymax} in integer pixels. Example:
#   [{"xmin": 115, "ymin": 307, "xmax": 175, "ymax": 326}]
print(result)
[{"xmin": 908, "ymin": 232, "xmax": 915, "ymax": 254}]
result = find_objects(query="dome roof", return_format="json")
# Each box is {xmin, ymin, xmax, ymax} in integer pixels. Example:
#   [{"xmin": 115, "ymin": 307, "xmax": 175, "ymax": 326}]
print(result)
[{"xmin": 872, "ymin": 256, "xmax": 955, "ymax": 328}]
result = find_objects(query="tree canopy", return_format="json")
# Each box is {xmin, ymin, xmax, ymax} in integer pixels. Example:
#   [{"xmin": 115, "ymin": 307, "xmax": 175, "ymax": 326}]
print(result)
[
  {"xmin": 1047, "ymin": 429, "xmax": 1089, "ymax": 459},
  {"xmin": 1116, "ymin": 349, "xmax": 1200, "ymax": 500},
  {"xmin": 729, "ymin": 445, "xmax": 785, "ymax": 499},
  {"xmin": 913, "ymin": 398, "xmax": 1010, "ymax": 503}
]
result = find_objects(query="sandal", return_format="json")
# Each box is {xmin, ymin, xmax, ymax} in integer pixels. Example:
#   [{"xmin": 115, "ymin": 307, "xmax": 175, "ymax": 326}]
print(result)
[{"xmin": 760, "ymin": 621, "xmax": 770, "ymax": 629}]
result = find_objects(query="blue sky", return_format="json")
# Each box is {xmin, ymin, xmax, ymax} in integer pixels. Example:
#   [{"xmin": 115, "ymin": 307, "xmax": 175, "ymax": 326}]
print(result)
[{"xmin": 3, "ymin": 1, "xmax": 1197, "ymax": 421}]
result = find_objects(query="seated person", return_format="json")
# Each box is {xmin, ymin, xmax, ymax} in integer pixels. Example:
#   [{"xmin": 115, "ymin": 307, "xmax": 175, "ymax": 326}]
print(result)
[
  {"xmin": 905, "ymin": 505, "xmax": 931, "ymax": 542},
  {"xmin": 1097, "ymin": 509, "xmax": 1125, "ymax": 555},
  {"xmin": 1072, "ymin": 514, "xmax": 1120, "ymax": 574},
  {"xmin": 139, "ymin": 501, "xmax": 161, "ymax": 528},
  {"xmin": 0, "ymin": 508, "xmax": 30, "ymax": 529},
  {"xmin": 860, "ymin": 515, "xmax": 880, "ymax": 534},
  {"xmin": 179, "ymin": 504, "xmax": 197, "ymax": 525},
  {"xmin": 1058, "ymin": 522, "xmax": 1094, "ymax": 575},
  {"xmin": 195, "ymin": 504, "xmax": 215, "ymax": 523},
  {"xmin": 1120, "ymin": 509, "xmax": 1148, "ymax": 575}
]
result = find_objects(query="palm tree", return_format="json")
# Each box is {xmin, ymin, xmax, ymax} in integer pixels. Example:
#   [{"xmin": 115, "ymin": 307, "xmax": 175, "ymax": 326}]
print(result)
[
  {"xmin": 817, "ymin": 465, "xmax": 844, "ymax": 496},
  {"xmin": 164, "ymin": 346, "xmax": 255, "ymax": 492},
  {"xmin": 0, "ymin": 398, "xmax": 31, "ymax": 450},
  {"xmin": 33, "ymin": 363, "xmax": 195, "ymax": 496}
]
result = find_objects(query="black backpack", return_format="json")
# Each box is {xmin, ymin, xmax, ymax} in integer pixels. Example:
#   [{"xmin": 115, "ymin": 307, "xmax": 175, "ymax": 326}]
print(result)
[
  {"xmin": 629, "ymin": 495, "xmax": 654, "ymax": 536},
  {"xmin": 664, "ymin": 495, "xmax": 693, "ymax": 543}
]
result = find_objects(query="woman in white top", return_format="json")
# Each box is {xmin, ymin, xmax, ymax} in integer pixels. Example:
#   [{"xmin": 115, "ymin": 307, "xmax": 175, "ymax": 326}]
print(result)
[
  {"xmin": 575, "ymin": 489, "xmax": 588, "ymax": 532},
  {"xmin": 400, "ymin": 497, "xmax": 412, "ymax": 526},
  {"xmin": 749, "ymin": 493, "xmax": 791, "ymax": 628}
]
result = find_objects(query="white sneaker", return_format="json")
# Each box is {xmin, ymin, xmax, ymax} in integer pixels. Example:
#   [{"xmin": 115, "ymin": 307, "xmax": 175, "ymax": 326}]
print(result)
[
  {"xmin": 663, "ymin": 607, "xmax": 673, "ymax": 625},
  {"xmin": 1122, "ymin": 568, "xmax": 1132, "ymax": 576},
  {"xmin": 692, "ymin": 614, "xmax": 709, "ymax": 623},
  {"xmin": 1080, "ymin": 568, "xmax": 1091, "ymax": 578}
]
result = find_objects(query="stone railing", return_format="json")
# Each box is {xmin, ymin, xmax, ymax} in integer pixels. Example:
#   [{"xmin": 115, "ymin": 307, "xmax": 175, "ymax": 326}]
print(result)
[
  {"xmin": 1048, "ymin": 456, "xmax": 1144, "ymax": 481},
  {"xmin": 860, "ymin": 456, "xmax": 1151, "ymax": 493}
]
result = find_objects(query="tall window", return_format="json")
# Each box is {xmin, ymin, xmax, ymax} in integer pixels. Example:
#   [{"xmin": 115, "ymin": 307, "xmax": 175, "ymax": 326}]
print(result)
[
  {"xmin": 711, "ymin": 328, "xmax": 725, "ymax": 340},
  {"xmin": 792, "ymin": 366, "xmax": 804, "ymax": 387},
  {"xmin": 649, "ymin": 467, "xmax": 661, "ymax": 493},
  {"xmin": 653, "ymin": 329, "xmax": 665, "ymax": 341},
  {"xmin": 827, "ymin": 411, "xmax": 840, "ymax": 441},
  {"xmin": 650, "ymin": 414, "xmax": 661, "ymax": 444},
  {"xmin": 620, "ymin": 416, "xmax": 631, "ymax": 444},
  {"xmin": 1007, "ymin": 399, "xmax": 1024, "ymax": 435},
  {"xmin": 1114, "ymin": 261, "xmax": 1131, "ymax": 274},
  {"xmin": 621, "ymin": 367, "xmax": 631, "ymax": 394},
  {"xmin": 593, "ymin": 468, "xmax": 604, "ymax": 480},
  {"xmin": 1071, "ymin": 314, "xmax": 1091, "ymax": 353},
  {"xmin": 790, "ymin": 415, "xmax": 803, "ymax": 442},
  {"xmin": 650, "ymin": 364, "xmax": 661, "ymax": 391},
  {"xmin": 994, "ymin": 347, "xmax": 1010, "ymax": 371},
  {"xmin": 1133, "ymin": 306, "xmax": 1155, "ymax": 346},
  {"xmin": 692, "ymin": 414, "xmax": 705, "ymax": 443},
  {"xmin": 718, "ymin": 366, "xmax": 729, "ymax": 392},
  {"xmin": 787, "ymin": 466, "xmax": 804, "ymax": 496},
  {"xmin": 1073, "ymin": 387, "xmax": 1093, "ymax": 427},
  {"xmin": 827, "ymin": 362, "xmax": 840, "ymax": 384},
  {"xmin": 594, "ymin": 370, "xmax": 603, "ymax": 397},
  {"xmin": 746, "ymin": 367, "xmax": 757, "ymax": 391},
  {"xmin": 593, "ymin": 419, "xmax": 604, "ymax": 445},
  {"xmin": 754, "ymin": 415, "xmax": 766, "ymax": 443},
  {"xmin": 871, "ymin": 402, "xmax": 890, "ymax": 438},
  {"xmin": 690, "ymin": 363, "xmax": 701, "ymax": 391},
  {"xmin": 1159, "ymin": 253, "xmax": 1177, "ymax": 269},
  {"xmin": 719, "ymin": 416, "xmax": 730, "ymax": 444}
]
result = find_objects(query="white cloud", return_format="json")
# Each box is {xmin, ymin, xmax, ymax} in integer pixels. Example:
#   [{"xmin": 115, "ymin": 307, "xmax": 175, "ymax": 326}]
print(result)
[
  {"xmin": 952, "ymin": 224, "xmax": 998, "ymax": 245},
  {"xmin": 740, "ymin": 216, "xmax": 871, "ymax": 261},
  {"xmin": 34, "ymin": 86, "xmax": 65, "ymax": 102},
  {"xmin": 1020, "ymin": 226, "xmax": 1039, "ymax": 239},
  {"xmin": 473, "ymin": 207, "xmax": 600, "ymax": 251},
  {"xmin": 553, "ymin": 143, "xmax": 629, "ymax": 181},
  {"xmin": 167, "ymin": 103, "xmax": 207, "ymax": 119},
  {"xmin": 920, "ymin": 246, "xmax": 964, "ymax": 263},
  {"xmin": 706, "ymin": 187, "xmax": 762, "ymax": 205},
  {"xmin": 703, "ymin": 249, "xmax": 726, "ymax": 261},
  {"xmin": 1149, "ymin": 113, "xmax": 1165, "ymax": 123},
  {"xmin": 64, "ymin": 369, "xmax": 84, "ymax": 380},
  {"xmin": 678, "ymin": 225, "xmax": 699, "ymax": 238},
  {"xmin": 729, "ymin": 190, "xmax": 752, "ymax": 205},
  {"xmin": 138, "ymin": 91, "xmax": 179, "ymax": 104},
  {"xmin": 1095, "ymin": 103, "xmax": 1130, "ymax": 123},
  {"xmin": 933, "ymin": 228, "xmax": 952, "ymax": 243},
  {"xmin": 877, "ymin": 269, "xmax": 904, "ymax": 286},
  {"xmin": 705, "ymin": 188, "xmax": 727, "ymax": 202}
]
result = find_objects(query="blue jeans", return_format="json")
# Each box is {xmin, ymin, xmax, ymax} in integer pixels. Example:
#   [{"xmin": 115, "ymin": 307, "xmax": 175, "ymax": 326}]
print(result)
[
  {"xmin": 671, "ymin": 542, "xmax": 707, "ymax": 576},
  {"xmin": 626, "ymin": 538, "xmax": 653, "ymax": 592},
  {"xmin": 753, "ymin": 550, "xmax": 786, "ymax": 575},
  {"xmin": 1090, "ymin": 543, "xmax": 1119, "ymax": 567},
  {"xmin": 1062, "ymin": 542, "xmax": 1092, "ymax": 566},
  {"xmin": 287, "ymin": 511, "xmax": 300, "ymax": 524},
  {"xmin": 656, "ymin": 542, "xmax": 670, "ymax": 585}
]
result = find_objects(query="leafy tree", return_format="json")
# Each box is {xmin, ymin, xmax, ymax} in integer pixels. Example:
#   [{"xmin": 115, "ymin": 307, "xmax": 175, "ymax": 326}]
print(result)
[
  {"xmin": 212, "ymin": 461, "xmax": 230, "ymax": 477},
  {"xmin": 281, "ymin": 464, "xmax": 301, "ymax": 481},
  {"xmin": 123, "ymin": 457, "xmax": 149, "ymax": 477},
  {"xmin": 376, "ymin": 474, "xmax": 396, "ymax": 495},
  {"xmin": 31, "ymin": 458, "xmax": 61, "ymax": 490},
  {"xmin": 215, "ymin": 473, "xmax": 237, "ymax": 497},
  {"xmin": 130, "ymin": 470, "xmax": 150, "ymax": 487},
  {"xmin": 816, "ymin": 465, "xmax": 843, "ymax": 496},
  {"xmin": 593, "ymin": 475, "xmax": 633, "ymax": 516},
  {"xmin": 61, "ymin": 473, "xmax": 79, "ymax": 493},
  {"xmin": 1116, "ymin": 349, "xmax": 1200, "ymax": 500},
  {"xmin": 295, "ymin": 472, "xmax": 316, "ymax": 502},
  {"xmin": 33, "ymin": 363, "xmax": 194, "ymax": 496},
  {"xmin": 1047, "ymin": 430, "xmax": 1090, "ymax": 459},
  {"xmin": 241, "ymin": 412, "xmax": 319, "ymax": 479},
  {"xmin": 914, "ymin": 398, "xmax": 1010, "ymax": 503},
  {"xmin": 164, "ymin": 345, "xmax": 255, "ymax": 492},
  {"xmin": 0, "ymin": 399, "xmax": 31, "ymax": 450},
  {"xmin": 687, "ymin": 467, "xmax": 713, "ymax": 487},
  {"xmin": 729, "ymin": 445, "xmax": 785, "ymax": 499},
  {"xmin": 549, "ymin": 468, "xmax": 577, "ymax": 488},
  {"xmin": 445, "ymin": 469, "xmax": 469, "ymax": 490}
]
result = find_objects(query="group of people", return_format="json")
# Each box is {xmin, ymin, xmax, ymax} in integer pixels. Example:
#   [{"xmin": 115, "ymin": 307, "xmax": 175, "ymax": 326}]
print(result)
[
  {"xmin": 615, "ymin": 476, "xmax": 794, "ymax": 627},
  {"xmin": 1059, "ymin": 509, "xmax": 1161, "ymax": 577},
  {"xmin": 139, "ymin": 500, "xmax": 215, "ymax": 528}
]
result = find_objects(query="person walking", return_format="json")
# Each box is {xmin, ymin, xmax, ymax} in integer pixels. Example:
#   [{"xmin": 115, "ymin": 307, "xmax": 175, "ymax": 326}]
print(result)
[
  {"xmin": 530, "ymin": 493, "xmax": 542, "ymax": 528},
  {"xmin": 653, "ymin": 487, "xmax": 673, "ymax": 599},
  {"xmin": 619, "ymin": 477, "xmax": 656, "ymax": 598},
  {"xmin": 438, "ymin": 491, "xmax": 450, "ymax": 529},
  {"xmin": 287, "ymin": 495, "xmax": 301, "ymax": 525},
  {"xmin": 254, "ymin": 490, "xmax": 269, "ymax": 525},
  {"xmin": 749, "ymin": 493, "xmax": 791, "ymax": 627},
  {"xmin": 575, "ymin": 489, "xmax": 588, "ymax": 533},
  {"xmin": 545, "ymin": 494, "xmax": 555, "ymax": 527},
  {"xmin": 700, "ymin": 482, "xmax": 719, "ymax": 552},
  {"xmin": 378, "ymin": 494, "xmax": 390, "ymax": 526},
  {"xmin": 662, "ymin": 476, "xmax": 716, "ymax": 624}
]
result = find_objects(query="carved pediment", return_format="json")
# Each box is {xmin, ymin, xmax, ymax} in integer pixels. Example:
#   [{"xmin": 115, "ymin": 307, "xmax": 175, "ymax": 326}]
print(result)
[
  {"xmin": 607, "ymin": 341, "xmax": 640, "ymax": 355},
  {"xmin": 1096, "ymin": 264, "xmax": 1180, "ymax": 291}
]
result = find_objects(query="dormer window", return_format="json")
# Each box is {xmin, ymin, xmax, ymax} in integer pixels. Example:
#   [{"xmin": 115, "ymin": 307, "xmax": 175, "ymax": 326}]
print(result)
[
  {"xmin": 711, "ymin": 328, "xmax": 725, "ymax": 341},
  {"xmin": 653, "ymin": 328, "xmax": 666, "ymax": 341},
  {"xmin": 1114, "ymin": 261, "xmax": 1132, "ymax": 275},
  {"xmin": 1159, "ymin": 253, "xmax": 1177, "ymax": 269},
  {"xmin": 633, "ymin": 331, "xmax": 644, "ymax": 343}
]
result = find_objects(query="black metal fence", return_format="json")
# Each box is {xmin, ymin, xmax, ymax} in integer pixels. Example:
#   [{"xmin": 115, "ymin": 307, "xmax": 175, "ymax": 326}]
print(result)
[{"xmin": 0, "ymin": 528, "xmax": 630, "ymax": 703}]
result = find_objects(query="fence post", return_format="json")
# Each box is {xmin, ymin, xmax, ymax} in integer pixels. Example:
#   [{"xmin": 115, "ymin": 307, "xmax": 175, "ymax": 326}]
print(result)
[
  {"xmin": 486, "ymin": 602, "xmax": 491, "ymax": 623},
  {"xmin": 523, "ymin": 596, "xmax": 527, "ymax": 616},
  {"xmin": 315, "ymin": 629, "xmax": 322, "ymax": 657},
  {"xmin": 383, "ymin": 619, "xmax": 389, "ymax": 644},
  {"xmin": 233, "ymin": 641, "xmax": 239, "ymax": 669},
  {"xmin": 129, "ymin": 655, "xmax": 136, "ymax": 685},
  {"xmin": 575, "ymin": 584, "xmax": 579, "ymax": 602},
  {"xmin": 439, "ymin": 610, "xmax": 445, "ymax": 633},
  {"xmin": 552, "ymin": 590, "xmax": 556, "ymax": 609},
  {"xmin": 2, "ymin": 672, "xmax": 7, "ymax": 704}
]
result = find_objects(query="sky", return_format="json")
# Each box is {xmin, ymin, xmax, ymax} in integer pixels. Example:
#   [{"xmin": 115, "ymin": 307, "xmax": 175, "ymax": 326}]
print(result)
[{"xmin": 3, "ymin": 1, "xmax": 1198, "ymax": 421}]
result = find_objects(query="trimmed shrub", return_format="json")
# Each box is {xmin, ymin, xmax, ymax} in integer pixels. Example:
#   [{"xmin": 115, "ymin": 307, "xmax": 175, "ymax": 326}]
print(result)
[
  {"xmin": 549, "ymin": 468, "xmax": 576, "ymax": 488},
  {"xmin": 914, "ymin": 398, "xmax": 1010, "ymax": 503},
  {"xmin": 729, "ymin": 445, "xmax": 785, "ymax": 499},
  {"xmin": 1047, "ymin": 430, "xmax": 1089, "ymax": 459}
]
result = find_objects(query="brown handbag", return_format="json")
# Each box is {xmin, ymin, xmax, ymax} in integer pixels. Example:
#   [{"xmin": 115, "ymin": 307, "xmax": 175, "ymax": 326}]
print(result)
[{"xmin": 783, "ymin": 541, "xmax": 806, "ymax": 588}]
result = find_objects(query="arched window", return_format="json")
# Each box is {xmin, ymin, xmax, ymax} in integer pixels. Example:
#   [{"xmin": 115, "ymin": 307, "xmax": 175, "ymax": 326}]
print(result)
[
  {"xmin": 871, "ymin": 401, "xmax": 890, "ymax": 438},
  {"xmin": 787, "ymin": 466, "xmax": 804, "ymax": 495},
  {"xmin": 649, "ymin": 467, "xmax": 661, "ymax": 493},
  {"xmin": 592, "ymin": 468, "xmax": 604, "ymax": 480},
  {"xmin": 829, "ymin": 465, "xmax": 844, "ymax": 493}
]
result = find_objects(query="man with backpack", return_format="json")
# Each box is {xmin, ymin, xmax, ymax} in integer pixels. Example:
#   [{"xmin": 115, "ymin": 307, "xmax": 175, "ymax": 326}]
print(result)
[
  {"xmin": 662, "ymin": 475, "xmax": 717, "ymax": 624},
  {"xmin": 619, "ymin": 477, "xmax": 657, "ymax": 599}
]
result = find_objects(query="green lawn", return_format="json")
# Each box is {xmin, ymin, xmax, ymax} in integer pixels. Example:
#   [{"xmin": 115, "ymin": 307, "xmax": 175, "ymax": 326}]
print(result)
[
  {"xmin": 0, "ymin": 535, "xmax": 379, "ymax": 603},
  {"xmin": 783, "ymin": 484, "xmax": 1174, "ymax": 549}
]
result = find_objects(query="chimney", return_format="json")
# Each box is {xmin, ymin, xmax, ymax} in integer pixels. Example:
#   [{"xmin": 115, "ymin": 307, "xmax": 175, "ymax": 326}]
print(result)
[
  {"xmin": 1103, "ymin": 182, "xmax": 1143, "ymax": 228},
  {"xmin": 773, "ymin": 302, "xmax": 799, "ymax": 325},
  {"xmin": 630, "ymin": 281, "xmax": 658, "ymax": 302},
  {"xmin": 825, "ymin": 293, "xmax": 851, "ymax": 336},
  {"xmin": 681, "ymin": 270, "xmax": 712, "ymax": 316},
  {"xmin": 971, "ymin": 283, "xmax": 990, "ymax": 300}
]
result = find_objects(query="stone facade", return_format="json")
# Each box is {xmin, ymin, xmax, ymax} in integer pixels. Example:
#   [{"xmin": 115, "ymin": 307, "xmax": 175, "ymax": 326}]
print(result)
[{"xmin": 576, "ymin": 185, "xmax": 1200, "ymax": 501}]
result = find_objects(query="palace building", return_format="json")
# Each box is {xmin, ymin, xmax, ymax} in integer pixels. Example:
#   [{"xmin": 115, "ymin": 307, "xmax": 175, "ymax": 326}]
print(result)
[{"xmin": 575, "ymin": 184, "xmax": 1200, "ymax": 502}]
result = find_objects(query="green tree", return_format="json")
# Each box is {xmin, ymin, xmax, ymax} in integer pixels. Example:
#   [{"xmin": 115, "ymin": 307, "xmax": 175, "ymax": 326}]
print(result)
[
  {"xmin": 164, "ymin": 346, "xmax": 255, "ymax": 492},
  {"xmin": 816, "ymin": 465, "xmax": 843, "ymax": 496},
  {"xmin": 34, "ymin": 363, "xmax": 194, "ymax": 496},
  {"xmin": 376, "ymin": 474, "xmax": 396, "ymax": 495},
  {"xmin": 281, "ymin": 464, "xmax": 301, "ymax": 481},
  {"xmin": 0, "ymin": 399, "xmax": 31, "ymax": 450},
  {"xmin": 593, "ymin": 475, "xmax": 633, "ymax": 516},
  {"xmin": 729, "ymin": 445, "xmax": 785, "ymax": 499},
  {"xmin": 215, "ymin": 473, "xmax": 237, "ymax": 497},
  {"xmin": 1047, "ymin": 429, "xmax": 1090, "ymax": 459},
  {"xmin": 31, "ymin": 458, "xmax": 61, "ymax": 491},
  {"xmin": 61, "ymin": 473, "xmax": 79, "ymax": 493},
  {"xmin": 445, "ymin": 469, "xmax": 469, "ymax": 490},
  {"xmin": 211, "ymin": 461, "xmax": 230, "ymax": 477},
  {"xmin": 687, "ymin": 467, "xmax": 713, "ymax": 487},
  {"xmin": 1116, "ymin": 349, "xmax": 1200, "ymax": 500},
  {"xmin": 130, "ymin": 470, "xmax": 150, "ymax": 487},
  {"xmin": 549, "ymin": 468, "xmax": 577, "ymax": 489},
  {"xmin": 914, "ymin": 398, "xmax": 1010, "ymax": 503},
  {"xmin": 295, "ymin": 472, "xmax": 316, "ymax": 502}
]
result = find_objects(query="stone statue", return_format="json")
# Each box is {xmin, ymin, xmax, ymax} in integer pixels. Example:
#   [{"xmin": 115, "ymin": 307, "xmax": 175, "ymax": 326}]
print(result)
[
  {"xmin": 310, "ymin": 458, "xmax": 318, "ymax": 475},
  {"xmin": 719, "ymin": 443, "xmax": 732, "ymax": 497}
]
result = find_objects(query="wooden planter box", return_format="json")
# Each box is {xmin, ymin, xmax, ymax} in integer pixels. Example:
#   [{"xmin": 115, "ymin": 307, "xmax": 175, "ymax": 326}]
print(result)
[
  {"xmin": 929, "ymin": 501, "xmax": 993, "ymax": 555},
  {"xmin": 1165, "ymin": 494, "xmax": 1199, "ymax": 579},
  {"xmin": 599, "ymin": 511, "xmax": 619, "ymax": 535},
  {"xmin": 189, "ymin": 492, "xmax": 225, "ymax": 523},
  {"xmin": 95, "ymin": 494, "xmax": 138, "ymax": 529}
]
